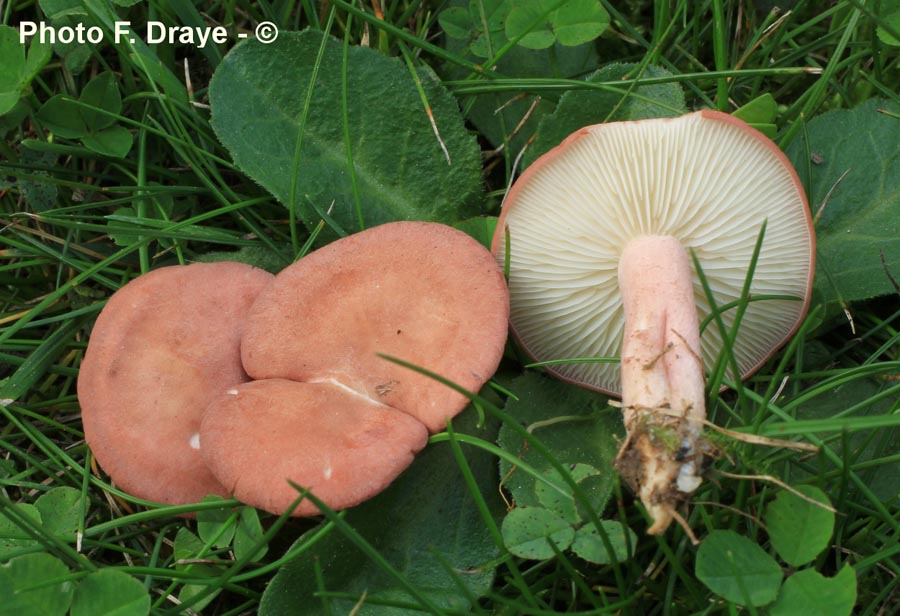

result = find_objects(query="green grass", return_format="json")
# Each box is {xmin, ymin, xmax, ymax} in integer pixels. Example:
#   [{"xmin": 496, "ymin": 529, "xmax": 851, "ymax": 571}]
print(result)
[{"xmin": 2, "ymin": 0, "xmax": 900, "ymax": 614}]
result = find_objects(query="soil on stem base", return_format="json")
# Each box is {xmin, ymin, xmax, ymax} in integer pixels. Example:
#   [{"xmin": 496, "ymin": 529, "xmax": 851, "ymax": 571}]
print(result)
[{"xmin": 615, "ymin": 235, "xmax": 712, "ymax": 537}]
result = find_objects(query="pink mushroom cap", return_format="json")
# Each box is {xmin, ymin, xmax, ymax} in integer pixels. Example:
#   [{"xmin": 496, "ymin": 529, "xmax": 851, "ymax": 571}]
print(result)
[
  {"xmin": 241, "ymin": 221, "xmax": 510, "ymax": 433},
  {"xmin": 199, "ymin": 378, "xmax": 429, "ymax": 516},
  {"xmin": 77, "ymin": 262, "xmax": 273, "ymax": 506}
]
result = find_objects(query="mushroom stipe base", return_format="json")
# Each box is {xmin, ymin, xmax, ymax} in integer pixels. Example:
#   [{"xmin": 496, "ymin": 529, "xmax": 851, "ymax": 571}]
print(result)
[{"xmin": 614, "ymin": 405, "xmax": 720, "ymax": 540}]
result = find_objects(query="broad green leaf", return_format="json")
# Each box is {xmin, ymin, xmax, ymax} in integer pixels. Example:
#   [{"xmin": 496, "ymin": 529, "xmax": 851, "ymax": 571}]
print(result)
[
  {"xmin": 550, "ymin": 0, "xmax": 609, "ymax": 47},
  {"xmin": 465, "ymin": 0, "xmax": 512, "ymax": 58},
  {"xmin": 571, "ymin": 520, "xmax": 636, "ymax": 565},
  {"xmin": 196, "ymin": 495, "xmax": 237, "ymax": 549},
  {"xmin": 62, "ymin": 44, "xmax": 92, "ymax": 75},
  {"xmin": 233, "ymin": 507, "xmax": 268, "ymax": 562},
  {"xmin": 733, "ymin": 93, "xmax": 777, "ymax": 125},
  {"xmin": 0, "ymin": 100, "xmax": 28, "ymax": 132},
  {"xmin": 34, "ymin": 487, "xmax": 82, "ymax": 538},
  {"xmin": 794, "ymin": 377, "xmax": 898, "ymax": 502},
  {"xmin": 443, "ymin": 32, "xmax": 597, "ymax": 153},
  {"xmin": 501, "ymin": 506, "xmax": 574, "ymax": 559},
  {"xmin": 173, "ymin": 528, "xmax": 220, "ymax": 568},
  {"xmin": 37, "ymin": 95, "xmax": 88, "ymax": 138},
  {"xmin": 535, "ymin": 463, "xmax": 602, "ymax": 523},
  {"xmin": 210, "ymin": 29, "xmax": 482, "ymax": 234},
  {"xmin": 768, "ymin": 565, "xmax": 857, "ymax": 616},
  {"xmin": 38, "ymin": 0, "xmax": 93, "ymax": 76},
  {"xmin": 173, "ymin": 528, "xmax": 223, "ymax": 613},
  {"xmin": 733, "ymin": 93, "xmax": 778, "ymax": 138},
  {"xmin": 765, "ymin": 486, "xmax": 834, "ymax": 567},
  {"xmin": 70, "ymin": 569, "xmax": 150, "ymax": 616},
  {"xmin": 506, "ymin": 1, "xmax": 556, "ymax": 49},
  {"xmin": 258, "ymin": 408, "xmax": 501, "ymax": 616},
  {"xmin": 197, "ymin": 246, "xmax": 290, "ymax": 273},
  {"xmin": 177, "ymin": 583, "xmax": 221, "ymax": 615},
  {"xmin": 525, "ymin": 63, "xmax": 687, "ymax": 166},
  {"xmin": 38, "ymin": 0, "xmax": 88, "ymax": 20},
  {"xmin": 0, "ymin": 504, "xmax": 41, "ymax": 560},
  {"xmin": 497, "ymin": 371, "xmax": 620, "ymax": 513},
  {"xmin": 786, "ymin": 99, "xmax": 900, "ymax": 309},
  {"xmin": 437, "ymin": 6, "xmax": 472, "ymax": 40},
  {"xmin": 0, "ymin": 92, "xmax": 19, "ymax": 116},
  {"xmin": 106, "ymin": 207, "xmax": 138, "ymax": 246},
  {"xmin": 506, "ymin": 0, "xmax": 608, "ymax": 49},
  {"xmin": 695, "ymin": 530, "xmax": 783, "ymax": 607},
  {"xmin": 22, "ymin": 39, "xmax": 52, "ymax": 85},
  {"xmin": 878, "ymin": 12, "xmax": 900, "ymax": 46},
  {"xmin": 0, "ymin": 553, "xmax": 74, "ymax": 616},
  {"xmin": 0, "ymin": 27, "xmax": 25, "ymax": 114},
  {"xmin": 82, "ymin": 125, "xmax": 133, "ymax": 158},
  {"xmin": 876, "ymin": 1, "xmax": 900, "ymax": 46},
  {"xmin": 453, "ymin": 216, "xmax": 498, "ymax": 250},
  {"xmin": 78, "ymin": 72, "xmax": 121, "ymax": 132}
]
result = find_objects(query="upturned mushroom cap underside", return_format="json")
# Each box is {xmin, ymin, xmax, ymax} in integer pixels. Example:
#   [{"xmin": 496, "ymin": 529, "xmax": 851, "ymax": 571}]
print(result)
[
  {"xmin": 200, "ymin": 379, "xmax": 429, "ymax": 516},
  {"xmin": 77, "ymin": 262, "xmax": 274, "ymax": 506},
  {"xmin": 492, "ymin": 110, "xmax": 814, "ymax": 395},
  {"xmin": 242, "ymin": 221, "xmax": 510, "ymax": 433}
]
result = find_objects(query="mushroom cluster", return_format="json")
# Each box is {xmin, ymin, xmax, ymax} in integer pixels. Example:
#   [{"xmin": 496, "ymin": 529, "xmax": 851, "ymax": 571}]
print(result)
[
  {"xmin": 78, "ymin": 221, "xmax": 509, "ymax": 516},
  {"xmin": 492, "ymin": 111, "xmax": 814, "ymax": 535}
]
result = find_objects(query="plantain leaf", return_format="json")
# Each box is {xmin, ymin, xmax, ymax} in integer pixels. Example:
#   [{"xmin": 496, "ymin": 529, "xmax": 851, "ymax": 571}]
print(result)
[
  {"xmin": 209, "ymin": 29, "xmax": 482, "ymax": 234},
  {"xmin": 786, "ymin": 99, "xmax": 900, "ymax": 310}
]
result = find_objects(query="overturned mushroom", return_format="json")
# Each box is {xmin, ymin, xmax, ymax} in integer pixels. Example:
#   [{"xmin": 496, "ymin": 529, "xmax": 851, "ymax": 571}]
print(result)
[
  {"xmin": 492, "ymin": 111, "xmax": 814, "ymax": 534},
  {"xmin": 77, "ymin": 262, "xmax": 273, "ymax": 506}
]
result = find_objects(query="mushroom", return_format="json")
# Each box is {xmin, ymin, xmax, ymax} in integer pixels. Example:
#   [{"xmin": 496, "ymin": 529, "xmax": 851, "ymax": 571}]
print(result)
[
  {"xmin": 199, "ymin": 221, "xmax": 510, "ymax": 515},
  {"xmin": 77, "ymin": 262, "xmax": 273, "ymax": 506},
  {"xmin": 240, "ymin": 220, "xmax": 510, "ymax": 434},
  {"xmin": 199, "ymin": 379, "xmax": 429, "ymax": 516},
  {"xmin": 491, "ymin": 111, "xmax": 814, "ymax": 534}
]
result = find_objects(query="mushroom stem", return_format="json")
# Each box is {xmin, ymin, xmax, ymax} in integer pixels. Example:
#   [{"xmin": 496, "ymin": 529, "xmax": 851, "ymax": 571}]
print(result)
[{"xmin": 615, "ymin": 235, "xmax": 707, "ymax": 535}]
